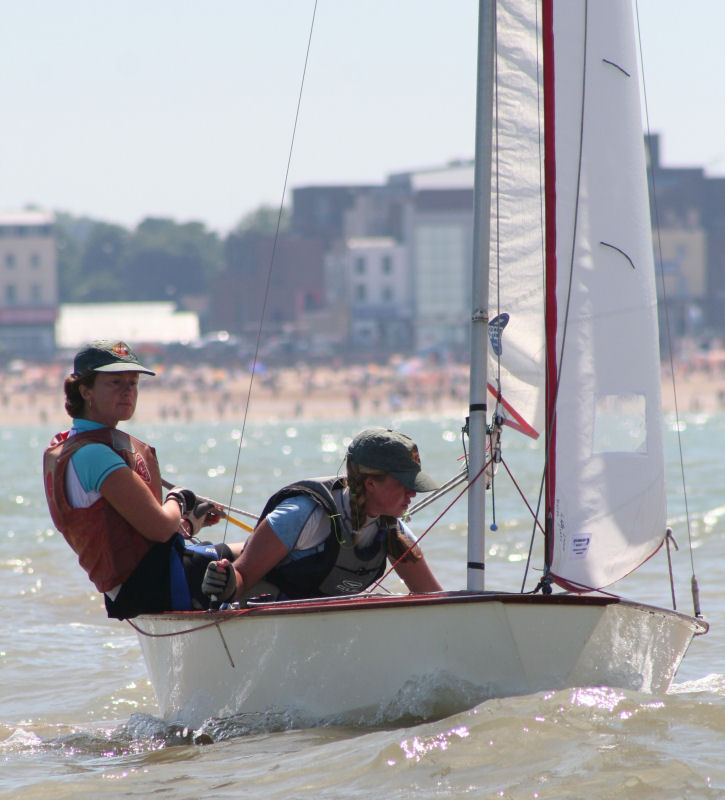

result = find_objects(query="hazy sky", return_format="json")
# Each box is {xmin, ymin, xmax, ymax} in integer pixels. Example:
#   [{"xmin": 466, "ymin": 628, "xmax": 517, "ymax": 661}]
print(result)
[{"xmin": 2, "ymin": 1, "xmax": 722, "ymax": 234}]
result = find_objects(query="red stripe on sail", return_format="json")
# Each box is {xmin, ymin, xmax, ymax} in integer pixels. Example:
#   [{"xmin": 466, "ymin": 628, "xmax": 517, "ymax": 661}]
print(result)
[{"xmin": 486, "ymin": 382, "xmax": 540, "ymax": 439}]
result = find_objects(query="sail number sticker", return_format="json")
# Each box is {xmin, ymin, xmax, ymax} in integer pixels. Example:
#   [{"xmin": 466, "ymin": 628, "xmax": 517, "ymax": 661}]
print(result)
[{"xmin": 569, "ymin": 535, "xmax": 591, "ymax": 559}]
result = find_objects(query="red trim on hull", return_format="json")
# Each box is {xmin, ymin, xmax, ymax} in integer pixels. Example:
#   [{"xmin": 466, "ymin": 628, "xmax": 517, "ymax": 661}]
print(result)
[
  {"xmin": 136, "ymin": 590, "xmax": 622, "ymax": 624},
  {"xmin": 132, "ymin": 592, "xmax": 707, "ymax": 637}
]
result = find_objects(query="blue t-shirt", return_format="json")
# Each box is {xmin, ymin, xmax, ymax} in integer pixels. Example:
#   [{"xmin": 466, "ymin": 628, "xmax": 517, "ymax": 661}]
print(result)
[
  {"xmin": 266, "ymin": 496, "xmax": 320, "ymax": 559},
  {"xmin": 64, "ymin": 419, "xmax": 128, "ymax": 509}
]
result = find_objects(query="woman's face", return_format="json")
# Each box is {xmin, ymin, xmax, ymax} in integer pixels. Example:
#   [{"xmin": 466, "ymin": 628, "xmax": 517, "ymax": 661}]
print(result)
[
  {"xmin": 363, "ymin": 473, "xmax": 416, "ymax": 518},
  {"xmin": 80, "ymin": 371, "xmax": 139, "ymax": 427}
]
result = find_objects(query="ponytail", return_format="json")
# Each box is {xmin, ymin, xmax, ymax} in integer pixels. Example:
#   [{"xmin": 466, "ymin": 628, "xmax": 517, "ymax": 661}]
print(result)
[{"xmin": 63, "ymin": 373, "xmax": 96, "ymax": 418}]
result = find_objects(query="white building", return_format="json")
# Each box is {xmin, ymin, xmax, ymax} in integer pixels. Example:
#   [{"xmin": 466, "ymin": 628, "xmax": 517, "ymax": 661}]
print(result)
[
  {"xmin": 398, "ymin": 163, "xmax": 474, "ymax": 352},
  {"xmin": 326, "ymin": 236, "xmax": 412, "ymax": 350},
  {"xmin": 0, "ymin": 211, "xmax": 58, "ymax": 359},
  {"xmin": 56, "ymin": 302, "xmax": 200, "ymax": 350}
]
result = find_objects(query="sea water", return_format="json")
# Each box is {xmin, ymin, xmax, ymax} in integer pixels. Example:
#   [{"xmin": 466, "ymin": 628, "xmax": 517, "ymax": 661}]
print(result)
[{"xmin": 2, "ymin": 412, "xmax": 724, "ymax": 799}]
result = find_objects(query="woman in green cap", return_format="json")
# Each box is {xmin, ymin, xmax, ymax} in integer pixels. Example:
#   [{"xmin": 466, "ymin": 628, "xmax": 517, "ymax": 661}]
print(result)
[
  {"xmin": 43, "ymin": 340, "xmax": 244, "ymax": 619},
  {"xmin": 201, "ymin": 426, "xmax": 443, "ymax": 603}
]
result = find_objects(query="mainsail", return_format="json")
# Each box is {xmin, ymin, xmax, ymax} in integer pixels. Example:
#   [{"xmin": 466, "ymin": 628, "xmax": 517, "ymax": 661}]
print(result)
[{"xmin": 490, "ymin": 0, "xmax": 666, "ymax": 590}]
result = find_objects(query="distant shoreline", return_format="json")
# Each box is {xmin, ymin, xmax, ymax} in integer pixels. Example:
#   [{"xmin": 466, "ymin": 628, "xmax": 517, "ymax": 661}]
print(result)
[{"xmin": 1, "ymin": 362, "xmax": 720, "ymax": 427}]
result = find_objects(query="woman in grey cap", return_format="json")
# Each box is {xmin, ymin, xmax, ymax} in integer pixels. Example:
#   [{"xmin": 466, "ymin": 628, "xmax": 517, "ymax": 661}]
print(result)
[
  {"xmin": 202, "ymin": 426, "xmax": 443, "ymax": 603},
  {"xmin": 43, "ymin": 340, "xmax": 244, "ymax": 619}
]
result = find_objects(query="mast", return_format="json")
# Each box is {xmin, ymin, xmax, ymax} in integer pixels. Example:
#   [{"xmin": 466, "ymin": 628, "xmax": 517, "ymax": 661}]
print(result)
[
  {"xmin": 467, "ymin": 0, "xmax": 496, "ymax": 591},
  {"xmin": 542, "ymin": 0, "xmax": 557, "ymax": 574}
]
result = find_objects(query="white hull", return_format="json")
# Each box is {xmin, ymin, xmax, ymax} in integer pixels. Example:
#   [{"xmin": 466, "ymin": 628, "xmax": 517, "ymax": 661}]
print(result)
[{"xmin": 135, "ymin": 593, "xmax": 706, "ymax": 727}]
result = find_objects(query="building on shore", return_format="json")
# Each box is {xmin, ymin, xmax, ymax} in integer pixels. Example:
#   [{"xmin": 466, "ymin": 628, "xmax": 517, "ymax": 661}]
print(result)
[
  {"xmin": 55, "ymin": 302, "xmax": 200, "ymax": 352},
  {"xmin": 0, "ymin": 211, "xmax": 57, "ymax": 360}
]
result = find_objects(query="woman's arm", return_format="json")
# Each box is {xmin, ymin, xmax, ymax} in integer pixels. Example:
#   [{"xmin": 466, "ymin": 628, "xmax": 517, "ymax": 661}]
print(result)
[
  {"xmin": 227, "ymin": 519, "xmax": 289, "ymax": 601},
  {"xmin": 393, "ymin": 554, "xmax": 443, "ymax": 593},
  {"xmin": 100, "ymin": 467, "xmax": 182, "ymax": 542},
  {"xmin": 205, "ymin": 497, "xmax": 320, "ymax": 602}
]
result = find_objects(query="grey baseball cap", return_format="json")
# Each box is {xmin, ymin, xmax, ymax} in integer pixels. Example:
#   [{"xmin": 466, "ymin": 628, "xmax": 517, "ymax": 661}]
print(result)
[
  {"xmin": 72, "ymin": 340, "xmax": 156, "ymax": 378},
  {"xmin": 347, "ymin": 427, "xmax": 438, "ymax": 492}
]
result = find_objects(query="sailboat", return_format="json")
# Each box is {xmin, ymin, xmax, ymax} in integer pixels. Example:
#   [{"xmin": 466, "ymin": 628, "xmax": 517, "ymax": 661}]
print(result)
[{"xmin": 133, "ymin": 0, "xmax": 708, "ymax": 727}]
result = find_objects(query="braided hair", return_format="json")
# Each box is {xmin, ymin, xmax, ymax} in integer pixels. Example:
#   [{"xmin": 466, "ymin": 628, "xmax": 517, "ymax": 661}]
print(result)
[{"xmin": 345, "ymin": 459, "xmax": 421, "ymax": 563}]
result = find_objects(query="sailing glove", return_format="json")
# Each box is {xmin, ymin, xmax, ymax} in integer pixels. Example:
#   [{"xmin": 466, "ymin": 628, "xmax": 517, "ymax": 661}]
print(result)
[
  {"xmin": 166, "ymin": 487, "xmax": 197, "ymax": 516},
  {"xmin": 202, "ymin": 560, "xmax": 236, "ymax": 602},
  {"xmin": 183, "ymin": 500, "xmax": 218, "ymax": 537}
]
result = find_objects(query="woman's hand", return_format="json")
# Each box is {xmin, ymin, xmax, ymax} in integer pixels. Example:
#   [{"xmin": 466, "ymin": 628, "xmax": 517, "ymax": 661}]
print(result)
[
  {"xmin": 201, "ymin": 559, "xmax": 237, "ymax": 602},
  {"xmin": 165, "ymin": 487, "xmax": 197, "ymax": 516},
  {"xmin": 200, "ymin": 519, "xmax": 289, "ymax": 602},
  {"xmin": 180, "ymin": 500, "xmax": 222, "ymax": 538}
]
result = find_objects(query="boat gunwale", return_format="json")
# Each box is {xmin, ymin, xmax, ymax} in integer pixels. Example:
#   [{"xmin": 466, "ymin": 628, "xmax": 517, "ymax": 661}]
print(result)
[{"xmin": 133, "ymin": 590, "xmax": 708, "ymax": 633}]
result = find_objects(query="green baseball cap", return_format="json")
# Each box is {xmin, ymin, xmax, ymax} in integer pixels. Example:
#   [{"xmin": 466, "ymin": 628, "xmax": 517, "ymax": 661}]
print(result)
[
  {"xmin": 347, "ymin": 427, "xmax": 438, "ymax": 493},
  {"xmin": 72, "ymin": 340, "xmax": 156, "ymax": 378}
]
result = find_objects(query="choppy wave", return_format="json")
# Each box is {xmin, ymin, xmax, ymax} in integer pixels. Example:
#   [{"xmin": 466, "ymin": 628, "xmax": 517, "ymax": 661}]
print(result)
[{"xmin": 3, "ymin": 679, "xmax": 725, "ymax": 799}]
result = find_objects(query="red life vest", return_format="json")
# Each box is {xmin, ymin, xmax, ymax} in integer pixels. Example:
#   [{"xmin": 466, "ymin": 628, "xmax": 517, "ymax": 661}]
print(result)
[{"xmin": 43, "ymin": 428, "xmax": 162, "ymax": 593}]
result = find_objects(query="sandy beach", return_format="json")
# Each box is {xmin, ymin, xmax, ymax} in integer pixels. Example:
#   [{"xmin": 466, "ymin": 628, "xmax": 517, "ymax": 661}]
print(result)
[
  {"xmin": 1, "ymin": 360, "xmax": 470, "ymax": 427},
  {"xmin": 0, "ymin": 359, "xmax": 719, "ymax": 428}
]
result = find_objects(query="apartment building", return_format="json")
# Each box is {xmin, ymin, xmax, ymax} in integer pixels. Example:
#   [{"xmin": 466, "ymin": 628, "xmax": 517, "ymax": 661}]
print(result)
[{"xmin": 0, "ymin": 211, "xmax": 57, "ymax": 359}]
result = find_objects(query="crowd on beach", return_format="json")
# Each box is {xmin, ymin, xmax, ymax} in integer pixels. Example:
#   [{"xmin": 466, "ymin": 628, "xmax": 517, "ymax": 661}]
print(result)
[
  {"xmin": 2, "ymin": 352, "xmax": 723, "ymax": 427},
  {"xmin": 1, "ymin": 356, "xmax": 472, "ymax": 426}
]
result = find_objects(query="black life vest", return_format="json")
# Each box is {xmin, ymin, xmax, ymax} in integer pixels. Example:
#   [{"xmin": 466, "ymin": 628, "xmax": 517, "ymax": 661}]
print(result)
[{"xmin": 258, "ymin": 476, "xmax": 392, "ymax": 599}]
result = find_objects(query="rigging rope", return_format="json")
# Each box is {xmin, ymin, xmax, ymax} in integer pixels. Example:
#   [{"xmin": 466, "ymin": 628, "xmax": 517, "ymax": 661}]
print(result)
[
  {"xmin": 219, "ymin": 0, "xmax": 319, "ymax": 543},
  {"xmin": 518, "ymin": 0, "xmax": 566, "ymax": 593},
  {"xmin": 127, "ymin": 2, "xmax": 320, "ymax": 640}
]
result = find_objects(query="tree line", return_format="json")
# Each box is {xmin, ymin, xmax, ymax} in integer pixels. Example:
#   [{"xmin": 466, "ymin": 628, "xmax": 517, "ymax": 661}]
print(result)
[{"xmin": 55, "ymin": 206, "xmax": 288, "ymax": 304}]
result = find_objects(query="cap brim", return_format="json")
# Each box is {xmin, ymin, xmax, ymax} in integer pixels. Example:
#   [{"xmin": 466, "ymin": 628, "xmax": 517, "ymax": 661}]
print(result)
[
  {"xmin": 390, "ymin": 469, "xmax": 439, "ymax": 493},
  {"xmin": 94, "ymin": 362, "xmax": 156, "ymax": 376}
]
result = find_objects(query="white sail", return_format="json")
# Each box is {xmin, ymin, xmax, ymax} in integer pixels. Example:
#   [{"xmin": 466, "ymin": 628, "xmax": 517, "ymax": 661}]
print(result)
[
  {"xmin": 487, "ymin": 0, "xmax": 546, "ymax": 440},
  {"xmin": 492, "ymin": 0, "xmax": 666, "ymax": 589},
  {"xmin": 549, "ymin": 0, "xmax": 666, "ymax": 589}
]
